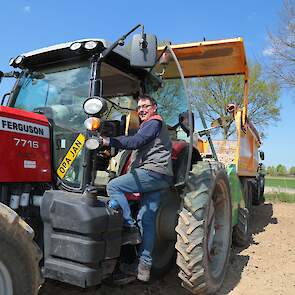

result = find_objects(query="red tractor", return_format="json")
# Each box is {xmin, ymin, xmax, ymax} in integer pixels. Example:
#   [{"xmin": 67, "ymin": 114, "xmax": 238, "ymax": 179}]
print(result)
[{"xmin": 0, "ymin": 25, "xmax": 260, "ymax": 295}]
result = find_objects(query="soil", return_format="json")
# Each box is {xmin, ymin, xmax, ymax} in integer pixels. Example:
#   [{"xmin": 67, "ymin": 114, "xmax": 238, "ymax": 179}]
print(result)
[{"xmin": 39, "ymin": 203, "xmax": 295, "ymax": 295}]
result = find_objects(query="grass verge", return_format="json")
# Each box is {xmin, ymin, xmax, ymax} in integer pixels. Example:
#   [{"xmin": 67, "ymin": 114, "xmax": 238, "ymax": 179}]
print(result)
[
  {"xmin": 265, "ymin": 177, "xmax": 295, "ymax": 189},
  {"xmin": 265, "ymin": 193, "xmax": 295, "ymax": 203}
]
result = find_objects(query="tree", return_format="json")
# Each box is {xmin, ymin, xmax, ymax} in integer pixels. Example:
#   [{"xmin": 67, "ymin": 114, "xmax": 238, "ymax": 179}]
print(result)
[
  {"xmin": 151, "ymin": 79, "xmax": 185, "ymax": 126},
  {"xmin": 276, "ymin": 164, "xmax": 287, "ymax": 176},
  {"xmin": 267, "ymin": 166, "xmax": 277, "ymax": 176},
  {"xmin": 187, "ymin": 62, "xmax": 280, "ymax": 139},
  {"xmin": 289, "ymin": 166, "xmax": 295, "ymax": 176},
  {"xmin": 268, "ymin": 0, "xmax": 295, "ymax": 89}
]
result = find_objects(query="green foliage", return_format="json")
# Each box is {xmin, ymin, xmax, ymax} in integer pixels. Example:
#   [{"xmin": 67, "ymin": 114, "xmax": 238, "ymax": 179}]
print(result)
[
  {"xmin": 267, "ymin": 166, "xmax": 277, "ymax": 176},
  {"xmin": 150, "ymin": 79, "xmax": 187, "ymax": 126},
  {"xmin": 266, "ymin": 165, "xmax": 295, "ymax": 176},
  {"xmin": 276, "ymin": 164, "xmax": 287, "ymax": 175},
  {"xmin": 187, "ymin": 62, "xmax": 280, "ymax": 139},
  {"xmin": 289, "ymin": 166, "xmax": 295, "ymax": 175}
]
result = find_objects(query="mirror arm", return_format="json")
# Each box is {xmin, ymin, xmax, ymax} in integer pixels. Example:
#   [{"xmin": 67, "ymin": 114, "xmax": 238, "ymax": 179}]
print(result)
[
  {"xmin": 100, "ymin": 24, "xmax": 142, "ymax": 61},
  {"xmin": 148, "ymin": 45, "xmax": 170, "ymax": 73}
]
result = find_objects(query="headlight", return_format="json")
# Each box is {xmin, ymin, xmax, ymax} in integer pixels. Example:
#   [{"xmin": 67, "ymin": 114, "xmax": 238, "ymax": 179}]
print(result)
[
  {"xmin": 70, "ymin": 42, "xmax": 82, "ymax": 51},
  {"xmin": 15, "ymin": 55, "xmax": 25, "ymax": 65},
  {"xmin": 85, "ymin": 137, "xmax": 100, "ymax": 150},
  {"xmin": 84, "ymin": 41, "xmax": 98, "ymax": 50},
  {"xmin": 84, "ymin": 117, "xmax": 101, "ymax": 131},
  {"xmin": 83, "ymin": 97, "xmax": 106, "ymax": 115}
]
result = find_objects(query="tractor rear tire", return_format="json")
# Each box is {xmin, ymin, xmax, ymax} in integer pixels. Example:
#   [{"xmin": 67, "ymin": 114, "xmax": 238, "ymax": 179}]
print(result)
[
  {"xmin": 176, "ymin": 162, "xmax": 232, "ymax": 294},
  {"xmin": 0, "ymin": 203, "xmax": 42, "ymax": 295}
]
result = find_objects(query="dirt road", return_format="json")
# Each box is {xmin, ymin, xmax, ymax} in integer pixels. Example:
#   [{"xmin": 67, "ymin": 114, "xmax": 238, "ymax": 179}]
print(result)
[{"xmin": 39, "ymin": 203, "xmax": 295, "ymax": 295}]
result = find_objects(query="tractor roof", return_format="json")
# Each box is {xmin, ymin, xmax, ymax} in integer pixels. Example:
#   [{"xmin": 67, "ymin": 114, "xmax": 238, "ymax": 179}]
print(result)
[
  {"xmin": 14, "ymin": 38, "xmax": 134, "ymax": 71},
  {"xmin": 21, "ymin": 38, "xmax": 129, "ymax": 60},
  {"xmin": 158, "ymin": 37, "xmax": 248, "ymax": 78}
]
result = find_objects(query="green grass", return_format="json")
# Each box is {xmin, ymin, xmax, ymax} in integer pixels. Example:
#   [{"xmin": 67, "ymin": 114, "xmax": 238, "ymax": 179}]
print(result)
[
  {"xmin": 265, "ymin": 176, "xmax": 295, "ymax": 189},
  {"xmin": 265, "ymin": 193, "xmax": 295, "ymax": 203}
]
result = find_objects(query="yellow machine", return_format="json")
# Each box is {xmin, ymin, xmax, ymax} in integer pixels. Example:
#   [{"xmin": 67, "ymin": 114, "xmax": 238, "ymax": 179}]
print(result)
[{"xmin": 159, "ymin": 38, "xmax": 261, "ymax": 177}]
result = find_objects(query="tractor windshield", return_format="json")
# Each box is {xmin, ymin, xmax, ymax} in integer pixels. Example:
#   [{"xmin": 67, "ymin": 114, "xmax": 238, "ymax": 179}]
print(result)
[{"xmin": 12, "ymin": 61, "xmax": 90, "ymax": 130}]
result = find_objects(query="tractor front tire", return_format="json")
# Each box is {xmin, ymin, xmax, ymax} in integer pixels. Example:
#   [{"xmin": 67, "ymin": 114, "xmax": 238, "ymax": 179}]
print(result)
[
  {"xmin": 0, "ymin": 203, "xmax": 42, "ymax": 295},
  {"xmin": 176, "ymin": 162, "xmax": 232, "ymax": 294}
]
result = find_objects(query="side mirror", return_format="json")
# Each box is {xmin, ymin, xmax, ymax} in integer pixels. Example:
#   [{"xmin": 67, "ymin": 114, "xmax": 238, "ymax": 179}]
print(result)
[
  {"xmin": 179, "ymin": 111, "xmax": 194, "ymax": 136},
  {"xmin": 259, "ymin": 151, "xmax": 265, "ymax": 161},
  {"xmin": 130, "ymin": 34, "xmax": 157, "ymax": 68}
]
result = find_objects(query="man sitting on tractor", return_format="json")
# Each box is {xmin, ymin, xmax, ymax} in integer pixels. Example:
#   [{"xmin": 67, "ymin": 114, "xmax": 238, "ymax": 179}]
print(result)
[{"xmin": 101, "ymin": 94, "xmax": 173, "ymax": 282}]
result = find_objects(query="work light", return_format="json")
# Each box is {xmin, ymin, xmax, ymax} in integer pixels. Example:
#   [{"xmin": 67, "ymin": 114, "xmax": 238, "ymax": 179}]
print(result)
[
  {"xmin": 15, "ymin": 55, "xmax": 25, "ymax": 65},
  {"xmin": 84, "ymin": 41, "xmax": 98, "ymax": 50},
  {"xmin": 70, "ymin": 42, "xmax": 82, "ymax": 51},
  {"xmin": 83, "ymin": 97, "xmax": 106, "ymax": 115}
]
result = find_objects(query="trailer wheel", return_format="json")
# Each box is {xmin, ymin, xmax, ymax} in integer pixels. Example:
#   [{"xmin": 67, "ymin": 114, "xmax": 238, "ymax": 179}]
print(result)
[
  {"xmin": 259, "ymin": 174, "xmax": 265, "ymax": 198},
  {"xmin": 0, "ymin": 203, "xmax": 42, "ymax": 295},
  {"xmin": 252, "ymin": 175, "xmax": 265, "ymax": 205},
  {"xmin": 232, "ymin": 207, "xmax": 250, "ymax": 247},
  {"xmin": 241, "ymin": 178, "xmax": 253, "ymax": 215},
  {"xmin": 176, "ymin": 162, "xmax": 232, "ymax": 294}
]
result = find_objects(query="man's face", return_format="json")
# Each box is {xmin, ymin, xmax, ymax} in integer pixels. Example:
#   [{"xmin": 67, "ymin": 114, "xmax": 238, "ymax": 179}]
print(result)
[{"xmin": 137, "ymin": 98, "xmax": 157, "ymax": 122}]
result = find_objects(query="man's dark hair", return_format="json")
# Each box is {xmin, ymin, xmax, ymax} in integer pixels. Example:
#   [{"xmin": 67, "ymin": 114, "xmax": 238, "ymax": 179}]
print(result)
[{"xmin": 138, "ymin": 94, "xmax": 157, "ymax": 106}]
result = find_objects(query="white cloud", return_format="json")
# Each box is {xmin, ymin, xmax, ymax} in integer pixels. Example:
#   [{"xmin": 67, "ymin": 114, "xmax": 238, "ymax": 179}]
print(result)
[
  {"xmin": 262, "ymin": 47, "xmax": 274, "ymax": 56},
  {"xmin": 23, "ymin": 6, "xmax": 31, "ymax": 13}
]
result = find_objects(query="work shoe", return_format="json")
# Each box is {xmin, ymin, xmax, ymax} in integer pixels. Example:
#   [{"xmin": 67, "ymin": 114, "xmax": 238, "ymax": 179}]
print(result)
[
  {"xmin": 137, "ymin": 261, "xmax": 151, "ymax": 282},
  {"xmin": 121, "ymin": 225, "xmax": 142, "ymax": 245}
]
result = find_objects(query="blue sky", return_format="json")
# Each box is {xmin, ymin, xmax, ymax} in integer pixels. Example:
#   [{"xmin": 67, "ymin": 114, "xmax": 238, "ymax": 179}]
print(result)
[{"xmin": 0, "ymin": 0, "xmax": 293, "ymax": 168}]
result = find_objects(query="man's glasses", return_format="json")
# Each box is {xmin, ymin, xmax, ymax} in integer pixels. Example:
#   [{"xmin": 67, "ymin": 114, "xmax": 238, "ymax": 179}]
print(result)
[{"xmin": 137, "ymin": 104, "xmax": 153, "ymax": 111}]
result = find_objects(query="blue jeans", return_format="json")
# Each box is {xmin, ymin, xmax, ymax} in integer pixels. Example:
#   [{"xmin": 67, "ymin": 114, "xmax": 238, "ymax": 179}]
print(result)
[{"xmin": 106, "ymin": 168, "xmax": 172, "ymax": 266}]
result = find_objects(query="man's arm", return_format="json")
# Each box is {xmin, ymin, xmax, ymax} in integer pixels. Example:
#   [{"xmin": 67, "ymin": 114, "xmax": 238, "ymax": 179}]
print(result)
[{"xmin": 107, "ymin": 119, "xmax": 162, "ymax": 150}]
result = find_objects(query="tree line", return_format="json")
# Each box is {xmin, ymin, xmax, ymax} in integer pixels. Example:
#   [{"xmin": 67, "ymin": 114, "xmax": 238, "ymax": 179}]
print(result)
[{"xmin": 266, "ymin": 165, "xmax": 295, "ymax": 176}]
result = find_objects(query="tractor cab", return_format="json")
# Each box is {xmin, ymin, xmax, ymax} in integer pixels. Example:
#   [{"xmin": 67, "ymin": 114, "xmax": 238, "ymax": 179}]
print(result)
[
  {"xmin": 5, "ymin": 34, "xmax": 198, "ymax": 193},
  {"xmin": 5, "ymin": 38, "xmax": 157, "ymax": 190}
]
